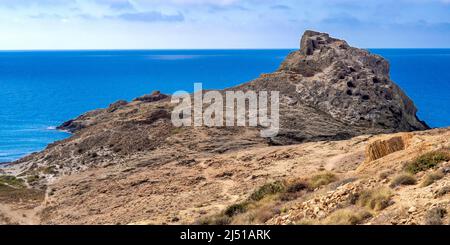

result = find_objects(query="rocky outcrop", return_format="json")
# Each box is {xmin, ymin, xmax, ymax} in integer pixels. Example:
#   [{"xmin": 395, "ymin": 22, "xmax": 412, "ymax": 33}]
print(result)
[
  {"xmin": 133, "ymin": 90, "xmax": 168, "ymax": 103},
  {"xmin": 270, "ymin": 31, "xmax": 426, "ymax": 131},
  {"xmin": 9, "ymin": 30, "xmax": 431, "ymax": 183},
  {"xmin": 365, "ymin": 134, "xmax": 411, "ymax": 162},
  {"xmin": 0, "ymin": 30, "xmax": 436, "ymax": 225}
]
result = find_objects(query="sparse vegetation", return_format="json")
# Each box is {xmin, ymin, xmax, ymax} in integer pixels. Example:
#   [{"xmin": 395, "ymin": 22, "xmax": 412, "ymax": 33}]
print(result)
[
  {"xmin": 0, "ymin": 175, "xmax": 25, "ymax": 188},
  {"xmin": 435, "ymin": 186, "xmax": 450, "ymax": 198},
  {"xmin": 379, "ymin": 170, "xmax": 394, "ymax": 180},
  {"xmin": 357, "ymin": 187, "xmax": 393, "ymax": 211},
  {"xmin": 0, "ymin": 184, "xmax": 45, "ymax": 203},
  {"xmin": 26, "ymin": 175, "xmax": 41, "ymax": 185},
  {"xmin": 286, "ymin": 180, "xmax": 310, "ymax": 193},
  {"xmin": 203, "ymin": 180, "xmax": 291, "ymax": 224},
  {"xmin": 40, "ymin": 166, "xmax": 58, "ymax": 175},
  {"xmin": 196, "ymin": 215, "xmax": 232, "ymax": 225},
  {"xmin": 280, "ymin": 179, "xmax": 310, "ymax": 201},
  {"xmin": 224, "ymin": 203, "xmax": 248, "ymax": 217},
  {"xmin": 390, "ymin": 173, "xmax": 417, "ymax": 188},
  {"xmin": 322, "ymin": 208, "xmax": 372, "ymax": 225},
  {"xmin": 405, "ymin": 150, "xmax": 450, "ymax": 174},
  {"xmin": 249, "ymin": 181, "xmax": 285, "ymax": 201},
  {"xmin": 205, "ymin": 173, "xmax": 339, "ymax": 225},
  {"xmin": 308, "ymin": 172, "xmax": 337, "ymax": 189},
  {"xmin": 424, "ymin": 207, "xmax": 447, "ymax": 225},
  {"xmin": 420, "ymin": 171, "xmax": 444, "ymax": 187}
]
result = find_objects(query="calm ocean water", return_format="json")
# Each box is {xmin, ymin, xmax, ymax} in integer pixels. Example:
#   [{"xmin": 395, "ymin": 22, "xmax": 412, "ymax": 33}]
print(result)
[{"xmin": 0, "ymin": 49, "xmax": 449, "ymax": 162}]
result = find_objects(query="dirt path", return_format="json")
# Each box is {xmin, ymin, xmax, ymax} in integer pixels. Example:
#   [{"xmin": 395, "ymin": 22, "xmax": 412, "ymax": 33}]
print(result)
[{"xmin": 0, "ymin": 203, "xmax": 41, "ymax": 225}]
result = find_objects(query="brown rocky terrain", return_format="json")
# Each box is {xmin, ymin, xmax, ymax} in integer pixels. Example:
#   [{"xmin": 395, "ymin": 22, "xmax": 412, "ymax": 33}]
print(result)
[{"xmin": 1, "ymin": 31, "xmax": 446, "ymax": 225}]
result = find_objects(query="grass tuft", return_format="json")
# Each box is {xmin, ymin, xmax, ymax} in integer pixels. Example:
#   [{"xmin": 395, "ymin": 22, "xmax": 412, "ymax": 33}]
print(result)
[
  {"xmin": 357, "ymin": 187, "xmax": 393, "ymax": 211},
  {"xmin": 390, "ymin": 173, "xmax": 417, "ymax": 188},
  {"xmin": 308, "ymin": 172, "xmax": 337, "ymax": 189},
  {"xmin": 420, "ymin": 171, "xmax": 444, "ymax": 187},
  {"xmin": 424, "ymin": 207, "xmax": 447, "ymax": 225},
  {"xmin": 322, "ymin": 208, "xmax": 372, "ymax": 225},
  {"xmin": 435, "ymin": 186, "xmax": 450, "ymax": 198}
]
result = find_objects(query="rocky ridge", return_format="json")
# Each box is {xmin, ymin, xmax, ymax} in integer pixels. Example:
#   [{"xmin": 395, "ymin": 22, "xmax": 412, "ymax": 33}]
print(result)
[{"xmin": 0, "ymin": 31, "xmax": 441, "ymax": 225}]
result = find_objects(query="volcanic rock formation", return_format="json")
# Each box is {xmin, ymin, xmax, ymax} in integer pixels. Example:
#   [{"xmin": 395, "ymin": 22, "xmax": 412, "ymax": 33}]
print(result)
[{"xmin": 0, "ymin": 31, "xmax": 439, "ymax": 225}]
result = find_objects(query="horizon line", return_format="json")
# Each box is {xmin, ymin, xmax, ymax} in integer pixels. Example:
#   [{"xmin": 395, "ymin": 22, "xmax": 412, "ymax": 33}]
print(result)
[{"xmin": 1, "ymin": 47, "xmax": 450, "ymax": 52}]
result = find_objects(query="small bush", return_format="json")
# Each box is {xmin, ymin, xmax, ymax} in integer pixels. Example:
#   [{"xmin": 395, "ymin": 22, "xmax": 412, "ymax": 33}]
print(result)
[
  {"xmin": 41, "ymin": 166, "xmax": 58, "ymax": 175},
  {"xmin": 197, "ymin": 215, "xmax": 232, "ymax": 225},
  {"xmin": 390, "ymin": 173, "xmax": 417, "ymax": 188},
  {"xmin": 424, "ymin": 207, "xmax": 447, "ymax": 225},
  {"xmin": 357, "ymin": 188, "xmax": 393, "ymax": 211},
  {"xmin": 405, "ymin": 150, "xmax": 450, "ymax": 174},
  {"xmin": 252, "ymin": 205, "xmax": 281, "ymax": 223},
  {"xmin": 0, "ymin": 175, "xmax": 25, "ymax": 188},
  {"xmin": 420, "ymin": 171, "xmax": 444, "ymax": 187},
  {"xmin": 26, "ymin": 175, "xmax": 40, "ymax": 185},
  {"xmin": 309, "ymin": 172, "xmax": 337, "ymax": 189},
  {"xmin": 279, "ymin": 180, "xmax": 310, "ymax": 201},
  {"xmin": 249, "ymin": 181, "xmax": 285, "ymax": 201},
  {"xmin": 322, "ymin": 209, "xmax": 372, "ymax": 225},
  {"xmin": 224, "ymin": 203, "xmax": 248, "ymax": 217},
  {"xmin": 379, "ymin": 170, "xmax": 394, "ymax": 180},
  {"xmin": 286, "ymin": 180, "xmax": 309, "ymax": 193},
  {"xmin": 435, "ymin": 186, "xmax": 450, "ymax": 198}
]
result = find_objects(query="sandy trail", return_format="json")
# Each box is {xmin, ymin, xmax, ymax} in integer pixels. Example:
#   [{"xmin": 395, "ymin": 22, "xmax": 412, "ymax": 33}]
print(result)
[{"xmin": 0, "ymin": 203, "xmax": 41, "ymax": 225}]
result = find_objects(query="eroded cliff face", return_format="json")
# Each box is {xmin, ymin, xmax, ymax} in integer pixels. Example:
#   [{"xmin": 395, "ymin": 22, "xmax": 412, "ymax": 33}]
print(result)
[
  {"xmin": 0, "ymin": 31, "xmax": 438, "ymax": 225},
  {"xmin": 287, "ymin": 31, "xmax": 426, "ymax": 130},
  {"xmin": 238, "ymin": 31, "xmax": 427, "ymax": 145}
]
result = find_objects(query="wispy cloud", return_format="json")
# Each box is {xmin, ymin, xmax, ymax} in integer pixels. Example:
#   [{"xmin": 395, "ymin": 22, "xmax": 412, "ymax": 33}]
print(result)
[
  {"xmin": 0, "ymin": 0, "xmax": 449, "ymax": 49},
  {"xmin": 270, "ymin": 4, "xmax": 291, "ymax": 10},
  {"xmin": 115, "ymin": 11, "xmax": 184, "ymax": 22}
]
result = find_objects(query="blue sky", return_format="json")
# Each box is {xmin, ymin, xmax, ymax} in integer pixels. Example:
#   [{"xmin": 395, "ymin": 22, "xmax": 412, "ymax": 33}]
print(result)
[{"xmin": 0, "ymin": 0, "xmax": 449, "ymax": 49}]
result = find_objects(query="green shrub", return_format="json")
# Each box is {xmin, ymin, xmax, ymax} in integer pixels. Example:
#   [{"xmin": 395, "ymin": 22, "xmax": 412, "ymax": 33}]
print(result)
[
  {"xmin": 420, "ymin": 171, "xmax": 444, "ymax": 187},
  {"xmin": 390, "ymin": 173, "xmax": 417, "ymax": 188},
  {"xmin": 357, "ymin": 188, "xmax": 393, "ymax": 211},
  {"xmin": 309, "ymin": 172, "xmax": 337, "ymax": 189},
  {"xmin": 405, "ymin": 150, "xmax": 450, "ymax": 174},
  {"xmin": 41, "ymin": 166, "xmax": 58, "ymax": 175},
  {"xmin": 249, "ymin": 181, "xmax": 285, "ymax": 201},
  {"xmin": 0, "ymin": 175, "xmax": 25, "ymax": 188},
  {"xmin": 224, "ymin": 203, "xmax": 248, "ymax": 217},
  {"xmin": 26, "ymin": 175, "xmax": 40, "ymax": 185}
]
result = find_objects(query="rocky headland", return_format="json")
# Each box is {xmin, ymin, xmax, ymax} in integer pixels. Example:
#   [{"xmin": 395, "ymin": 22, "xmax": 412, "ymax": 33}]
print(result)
[{"xmin": 1, "ymin": 31, "xmax": 448, "ymax": 225}]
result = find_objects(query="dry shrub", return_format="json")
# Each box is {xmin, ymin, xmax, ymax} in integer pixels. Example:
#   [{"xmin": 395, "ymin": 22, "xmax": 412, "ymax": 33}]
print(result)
[
  {"xmin": 420, "ymin": 171, "xmax": 444, "ymax": 187},
  {"xmin": 390, "ymin": 173, "xmax": 417, "ymax": 188},
  {"xmin": 424, "ymin": 207, "xmax": 447, "ymax": 225},
  {"xmin": 309, "ymin": 172, "xmax": 337, "ymax": 189},
  {"xmin": 357, "ymin": 187, "xmax": 393, "ymax": 211},
  {"xmin": 435, "ymin": 186, "xmax": 450, "ymax": 198},
  {"xmin": 322, "ymin": 208, "xmax": 372, "ymax": 225}
]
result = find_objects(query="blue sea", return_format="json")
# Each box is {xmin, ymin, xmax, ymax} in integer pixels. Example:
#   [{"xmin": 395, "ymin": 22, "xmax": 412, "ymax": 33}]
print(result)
[{"xmin": 0, "ymin": 49, "xmax": 449, "ymax": 162}]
